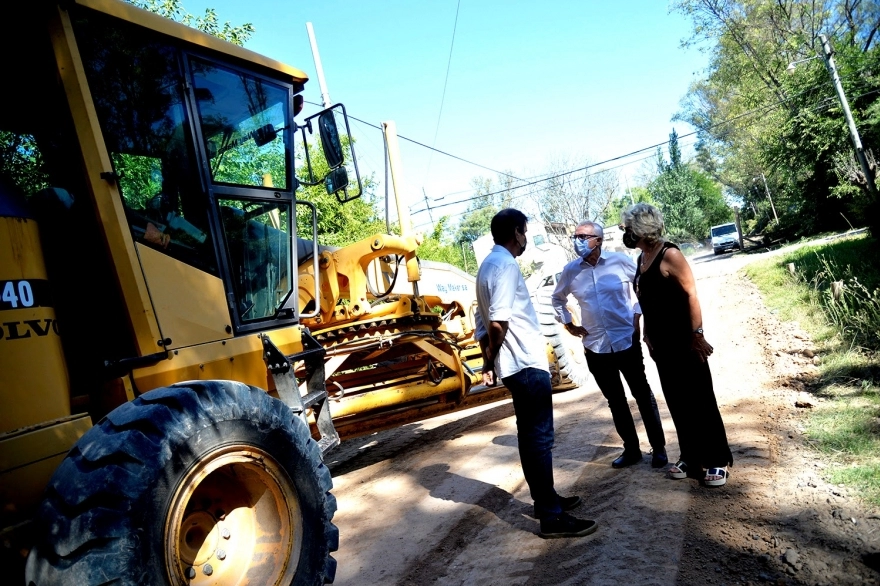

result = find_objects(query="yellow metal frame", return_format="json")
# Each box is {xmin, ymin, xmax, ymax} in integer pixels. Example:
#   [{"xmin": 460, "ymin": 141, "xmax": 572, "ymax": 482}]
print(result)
[
  {"xmin": 298, "ymin": 233, "xmax": 422, "ymax": 326},
  {"xmin": 131, "ymin": 326, "xmax": 304, "ymax": 393},
  {"xmin": 0, "ymin": 415, "xmax": 92, "ymax": 528},
  {"xmin": 0, "ymin": 217, "xmax": 71, "ymax": 432},
  {"xmin": 49, "ymin": 6, "xmax": 163, "ymax": 356},
  {"xmin": 74, "ymin": 0, "xmax": 308, "ymax": 83},
  {"xmin": 137, "ymin": 244, "xmax": 232, "ymax": 349}
]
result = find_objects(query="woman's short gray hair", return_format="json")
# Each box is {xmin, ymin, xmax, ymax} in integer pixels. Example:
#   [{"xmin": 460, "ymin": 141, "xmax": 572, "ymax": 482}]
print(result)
[{"xmin": 622, "ymin": 203, "xmax": 665, "ymax": 245}]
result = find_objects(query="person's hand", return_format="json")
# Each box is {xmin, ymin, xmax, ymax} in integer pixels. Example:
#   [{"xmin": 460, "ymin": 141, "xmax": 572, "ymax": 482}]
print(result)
[
  {"xmin": 692, "ymin": 334, "xmax": 714, "ymax": 362},
  {"xmin": 482, "ymin": 367, "xmax": 497, "ymax": 386},
  {"xmin": 564, "ymin": 323, "xmax": 588, "ymax": 338},
  {"xmin": 643, "ymin": 334, "xmax": 654, "ymax": 358}
]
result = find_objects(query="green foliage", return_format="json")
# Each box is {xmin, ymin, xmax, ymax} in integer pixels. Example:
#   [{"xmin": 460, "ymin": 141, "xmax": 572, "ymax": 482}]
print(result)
[
  {"xmin": 746, "ymin": 234, "xmax": 880, "ymax": 351},
  {"xmin": 744, "ymin": 233, "xmax": 880, "ymax": 504},
  {"xmin": 417, "ymin": 217, "xmax": 474, "ymax": 273},
  {"xmin": 455, "ymin": 205, "xmax": 496, "ymax": 244},
  {"xmin": 602, "ymin": 186, "xmax": 654, "ymax": 227},
  {"xmin": 453, "ymin": 178, "xmax": 503, "ymax": 243},
  {"xmin": 113, "ymin": 153, "xmax": 162, "ymax": 209},
  {"xmin": 776, "ymin": 236, "xmax": 880, "ymax": 351},
  {"xmin": 0, "ymin": 131, "xmax": 49, "ymax": 196},
  {"xmin": 125, "ymin": 0, "xmax": 254, "ymax": 45},
  {"xmin": 294, "ymin": 137, "xmax": 384, "ymax": 248},
  {"xmin": 211, "ymin": 138, "xmax": 286, "ymax": 188},
  {"xmin": 647, "ymin": 130, "xmax": 732, "ymax": 241},
  {"xmin": 672, "ymin": 0, "xmax": 880, "ymax": 238}
]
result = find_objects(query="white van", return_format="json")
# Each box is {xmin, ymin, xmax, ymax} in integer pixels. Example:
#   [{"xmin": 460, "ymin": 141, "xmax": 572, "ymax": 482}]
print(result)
[{"xmin": 710, "ymin": 222, "xmax": 740, "ymax": 255}]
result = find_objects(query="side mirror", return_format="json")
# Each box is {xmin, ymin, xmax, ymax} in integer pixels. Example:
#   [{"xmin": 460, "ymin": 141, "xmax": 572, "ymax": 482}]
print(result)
[
  {"xmin": 298, "ymin": 103, "xmax": 363, "ymax": 202},
  {"xmin": 318, "ymin": 112, "xmax": 344, "ymax": 169},
  {"xmin": 324, "ymin": 167, "xmax": 348, "ymax": 194}
]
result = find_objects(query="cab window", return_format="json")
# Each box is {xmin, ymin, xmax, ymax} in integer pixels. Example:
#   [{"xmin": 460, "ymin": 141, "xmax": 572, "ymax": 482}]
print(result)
[
  {"xmin": 73, "ymin": 10, "xmax": 217, "ymax": 274},
  {"xmin": 190, "ymin": 59, "xmax": 290, "ymax": 190},
  {"xmin": 218, "ymin": 198, "xmax": 292, "ymax": 322}
]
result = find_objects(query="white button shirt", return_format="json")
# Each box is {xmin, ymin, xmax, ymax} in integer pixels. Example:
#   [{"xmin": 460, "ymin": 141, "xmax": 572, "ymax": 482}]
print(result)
[
  {"xmin": 475, "ymin": 245, "xmax": 549, "ymax": 379},
  {"xmin": 551, "ymin": 249, "xmax": 642, "ymax": 354}
]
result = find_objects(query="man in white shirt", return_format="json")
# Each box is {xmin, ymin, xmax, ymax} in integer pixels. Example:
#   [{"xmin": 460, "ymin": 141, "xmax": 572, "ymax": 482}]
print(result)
[
  {"xmin": 475, "ymin": 208, "xmax": 597, "ymax": 539},
  {"xmin": 551, "ymin": 221, "xmax": 667, "ymax": 469}
]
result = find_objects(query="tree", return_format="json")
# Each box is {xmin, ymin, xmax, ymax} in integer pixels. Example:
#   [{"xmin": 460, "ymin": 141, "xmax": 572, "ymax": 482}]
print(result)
[
  {"xmin": 455, "ymin": 205, "xmax": 496, "ymax": 244},
  {"xmin": 125, "ymin": 0, "xmax": 254, "ymax": 45},
  {"xmin": 294, "ymin": 136, "xmax": 384, "ymax": 248},
  {"xmin": 648, "ymin": 130, "xmax": 732, "ymax": 241},
  {"xmin": 0, "ymin": 131, "xmax": 49, "ymax": 197},
  {"xmin": 416, "ymin": 217, "xmax": 475, "ymax": 273},
  {"xmin": 536, "ymin": 156, "xmax": 619, "ymax": 231},
  {"xmin": 672, "ymin": 0, "xmax": 880, "ymax": 236},
  {"xmin": 602, "ymin": 186, "xmax": 654, "ymax": 228},
  {"xmin": 453, "ymin": 175, "xmax": 515, "ymax": 244}
]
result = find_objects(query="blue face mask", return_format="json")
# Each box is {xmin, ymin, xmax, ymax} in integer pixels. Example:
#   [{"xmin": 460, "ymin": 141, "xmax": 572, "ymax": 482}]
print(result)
[{"xmin": 573, "ymin": 238, "xmax": 594, "ymax": 258}]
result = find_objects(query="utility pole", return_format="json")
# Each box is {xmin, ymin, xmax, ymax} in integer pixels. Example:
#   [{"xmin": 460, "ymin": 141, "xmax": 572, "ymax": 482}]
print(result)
[
  {"xmin": 733, "ymin": 206, "xmax": 745, "ymax": 251},
  {"xmin": 819, "ymin": 34, "xmax": 878, "ymax": 197},
  {"xmin": 759, "ymin": 172, "xmax": 779, "ymax": 225},
  {"xmin": 306, "ymin": 23, "xmax": 332, "ymax": 108}
]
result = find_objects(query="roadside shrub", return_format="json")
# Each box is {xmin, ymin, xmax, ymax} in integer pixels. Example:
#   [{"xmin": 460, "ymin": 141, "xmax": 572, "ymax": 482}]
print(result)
[{"xmin": 784, "ymin": 236, "xmax": 880, "ymax": 353}]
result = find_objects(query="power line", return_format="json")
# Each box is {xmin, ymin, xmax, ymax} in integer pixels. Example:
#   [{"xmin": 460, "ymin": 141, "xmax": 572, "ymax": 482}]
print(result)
[
  {"xmin": 424, "ymin": 0, "xmax": 462, "ymax": 181},
  {"xmin": 303, "ymin": 99, "xmax": 522, "ymax": 181},
  {"xmin": 410, "ymin": 139, "xmax": 700, "ymax": 230},
  {"xmin": 309, "ymin": 78, "xmax": 876, "ymax": 220},
  {"xmin": 423, "ymin": 83, "xmax": 827, "ymax": 213}
]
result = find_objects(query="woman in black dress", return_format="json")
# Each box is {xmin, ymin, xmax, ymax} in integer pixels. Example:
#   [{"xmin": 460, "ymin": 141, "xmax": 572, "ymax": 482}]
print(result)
[{"xmin": 621, "ymin": 203, "xmax": 732, "ymax": 486}]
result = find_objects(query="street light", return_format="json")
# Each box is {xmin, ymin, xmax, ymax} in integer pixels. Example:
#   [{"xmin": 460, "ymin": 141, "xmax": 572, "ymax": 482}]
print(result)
[
  {"xmin": 785, "ymin": 54, "xmax": 818, "ymax": 73},
  {"xmin": 787, "ymin": 35, "xmax": 878, "ymax": 197}
]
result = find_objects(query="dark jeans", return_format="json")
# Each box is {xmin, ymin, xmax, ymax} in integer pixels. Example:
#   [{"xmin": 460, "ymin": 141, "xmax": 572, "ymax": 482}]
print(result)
[
  {"xmin": 502, "ymin": 367, "xmax": 562, "ymax": 520},
  {"xmin": 585, "ymin": 341, "xmax": 666, "ymax": 454},
  {"xmin": 653, "ymin": 350, "xmax": 733, "ymax": 469}
]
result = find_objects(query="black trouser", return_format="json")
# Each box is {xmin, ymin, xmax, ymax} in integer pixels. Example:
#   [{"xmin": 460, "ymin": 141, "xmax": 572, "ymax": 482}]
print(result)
[
  {"xmin": 653, "ymin": 350, "xmax": 733, "ymax": 469},
  {"xmin": 502, "ymin": 367, "xmax": 561, "ymax": 520},
  {"xmin": 585, "ymin": 342, "xmax": 666, "ymax": 454}
]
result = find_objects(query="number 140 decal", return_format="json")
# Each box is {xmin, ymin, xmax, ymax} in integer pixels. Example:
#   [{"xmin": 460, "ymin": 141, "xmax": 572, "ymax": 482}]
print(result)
[
  {"xmin": 2, "ymin": 281, "xmax": 34, "ymax": 308},
  {"xmin": 0, "ymin": 280, "xmax": 51, "ymax": 310}
]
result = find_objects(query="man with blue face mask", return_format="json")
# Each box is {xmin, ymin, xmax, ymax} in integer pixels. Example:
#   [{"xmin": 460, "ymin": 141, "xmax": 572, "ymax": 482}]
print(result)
[{"xmin": 551, "ymin": 221, "xmax": 667, "ymax": 469}]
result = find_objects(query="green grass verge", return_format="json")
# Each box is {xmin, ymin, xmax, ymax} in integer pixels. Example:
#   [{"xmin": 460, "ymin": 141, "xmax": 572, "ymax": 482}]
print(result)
[{"xmin": 743, "ymin": 233, "xmax": 880, "ymax": 505}]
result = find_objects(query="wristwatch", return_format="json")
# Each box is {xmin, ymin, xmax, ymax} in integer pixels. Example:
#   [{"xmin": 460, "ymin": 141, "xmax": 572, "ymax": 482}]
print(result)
[{"xmin": 693, "ymin": 327, "xmax": 704, "ymax": 335}]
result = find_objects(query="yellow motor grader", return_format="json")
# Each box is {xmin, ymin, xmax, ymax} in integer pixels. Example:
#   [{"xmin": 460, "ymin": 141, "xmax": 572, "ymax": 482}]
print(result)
[{"xmin": 0, "ymin": 1, "xmax": 589, "ymax": 585}]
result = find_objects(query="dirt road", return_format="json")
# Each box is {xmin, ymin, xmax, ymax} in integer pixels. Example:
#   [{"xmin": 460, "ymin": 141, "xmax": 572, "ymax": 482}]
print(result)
[{"xmin": 325, "ymin": 248, "xmax": 880, "ymax": 586}]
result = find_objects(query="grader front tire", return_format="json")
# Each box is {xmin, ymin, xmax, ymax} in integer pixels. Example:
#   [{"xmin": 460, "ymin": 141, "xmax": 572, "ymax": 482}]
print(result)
[{"xmin": 25, "ymin": 381, "xmax": 338, "ymax": 586}]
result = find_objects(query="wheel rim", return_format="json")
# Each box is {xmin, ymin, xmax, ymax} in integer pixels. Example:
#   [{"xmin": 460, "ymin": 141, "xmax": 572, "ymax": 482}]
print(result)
[{"xmin": 165, "ymin": 445, "xmax": 302, "ymax": 585}]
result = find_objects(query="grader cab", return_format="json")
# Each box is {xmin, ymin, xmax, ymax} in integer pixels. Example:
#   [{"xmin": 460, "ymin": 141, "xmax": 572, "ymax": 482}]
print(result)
[{"xmin": 0, "ymin": 1, "xmax": 589, "ymax": 585}]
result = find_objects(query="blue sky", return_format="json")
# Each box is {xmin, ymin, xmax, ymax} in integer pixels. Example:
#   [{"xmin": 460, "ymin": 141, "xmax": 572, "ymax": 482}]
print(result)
[{"xmin": 185, "ymin": 0, "xmax": 709, "ymax": 232}]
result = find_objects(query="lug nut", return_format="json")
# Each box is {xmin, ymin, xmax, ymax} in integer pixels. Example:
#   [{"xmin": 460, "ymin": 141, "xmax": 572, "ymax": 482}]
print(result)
[
  {"xmin": 185, "ymin": 567, "xmax": 196, "ymax": 579},
  {"xmin": 203, "ymin": 563, "xmax": 213, "ymax": 576},
  {"xmin": 221, "ymin": 527, "xmax": 231, "ymax": 539},
  {"xmin": 216, "ymin": 549, "xmax": 227, "ymax": 560}
]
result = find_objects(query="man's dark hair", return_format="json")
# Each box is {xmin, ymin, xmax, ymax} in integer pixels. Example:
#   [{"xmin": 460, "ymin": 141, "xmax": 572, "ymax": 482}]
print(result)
[{"xmin": 491, "ymin": 208, "xmax": 527, "ymax": 245}]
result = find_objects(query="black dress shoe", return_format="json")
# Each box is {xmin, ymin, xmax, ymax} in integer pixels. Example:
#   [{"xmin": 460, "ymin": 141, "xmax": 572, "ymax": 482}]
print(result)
[
  {"xmin": 651, "ymin": 450, "xmax": 669, "ymax": 469},
  {"xmin": 611, "ymin": 451, "xmax": 643, "ymax": 468}
]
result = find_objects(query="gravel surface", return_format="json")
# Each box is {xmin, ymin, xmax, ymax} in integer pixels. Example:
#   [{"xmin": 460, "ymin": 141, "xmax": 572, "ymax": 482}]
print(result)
[{"xmin": 325, "ymin": 247, "xmax": 880, "ymax": 585}]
